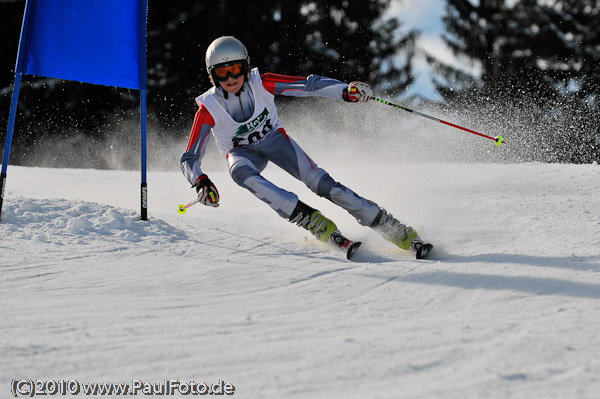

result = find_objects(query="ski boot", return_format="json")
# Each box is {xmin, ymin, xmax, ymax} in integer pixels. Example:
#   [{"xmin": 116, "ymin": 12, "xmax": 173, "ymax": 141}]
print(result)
[
  {"xmin": 289, "ymin": 200, "xmax": 362, "ymax": 259},
  {"xmin": 370, "ymin": 208, "xmax": 433, "ymax": 259},
  {"xmin": 289, "ymin": 200, "xmax": 337, "ymax": 242}
]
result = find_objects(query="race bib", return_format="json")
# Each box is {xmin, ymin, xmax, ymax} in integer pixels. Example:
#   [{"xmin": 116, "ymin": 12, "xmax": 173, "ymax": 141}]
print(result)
[{"xmin": 232, "ymin": 108, "xmax": 273, "ymax": 147}]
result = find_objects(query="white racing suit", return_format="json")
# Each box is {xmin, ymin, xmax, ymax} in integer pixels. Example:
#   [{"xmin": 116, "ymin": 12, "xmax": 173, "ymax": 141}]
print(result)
[{"xmin": 181, "ymin": 68, "xmax": 380, "ymax": 226}]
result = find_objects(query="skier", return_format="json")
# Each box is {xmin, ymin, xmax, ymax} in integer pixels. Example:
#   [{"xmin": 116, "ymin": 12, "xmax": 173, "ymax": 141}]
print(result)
[{"xmin": 180, "ymin": 36, "xmax": 431, "ymax": 259}]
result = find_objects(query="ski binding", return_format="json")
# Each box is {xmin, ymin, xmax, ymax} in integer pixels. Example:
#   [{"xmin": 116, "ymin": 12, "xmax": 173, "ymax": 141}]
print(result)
[{"xmin": 330, "ymin": 231, "xmax": 362, "ymax": 260}]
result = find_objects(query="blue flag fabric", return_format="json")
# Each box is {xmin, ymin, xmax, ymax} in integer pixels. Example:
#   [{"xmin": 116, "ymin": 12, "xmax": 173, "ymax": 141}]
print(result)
[
  {"xmin": 1, "ymin": 0, "xmax": 149, "ymax": 222},
  {"xmin": 17, "ymin": 0, "xmax": 146, "ymax": 89}
]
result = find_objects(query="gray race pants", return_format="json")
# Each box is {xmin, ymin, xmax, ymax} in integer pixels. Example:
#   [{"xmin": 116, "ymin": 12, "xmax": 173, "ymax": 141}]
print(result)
[{"xmin": 227, "ymin": 129, "xmax": 380, "ymax": 226}]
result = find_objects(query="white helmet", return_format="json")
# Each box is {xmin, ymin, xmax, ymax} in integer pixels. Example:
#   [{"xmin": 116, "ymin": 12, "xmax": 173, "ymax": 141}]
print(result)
[{"xmin": 205, "ymin": 36, "xmax": 250, "ymax": 74}]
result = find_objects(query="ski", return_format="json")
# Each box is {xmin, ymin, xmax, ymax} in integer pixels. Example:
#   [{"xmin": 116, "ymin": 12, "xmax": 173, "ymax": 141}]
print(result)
[
  {"xmin": 329, "ymin": 231, "xmax": 362, "ymax": 260},
  {"xmin": 415, "ymin": 243, "xmax": 434, "ymax": 260}
]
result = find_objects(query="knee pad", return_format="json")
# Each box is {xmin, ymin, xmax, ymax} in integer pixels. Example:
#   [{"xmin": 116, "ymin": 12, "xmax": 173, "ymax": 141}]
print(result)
[{"xmin": 315, "ymin": 174, "xmax": 336, "ymax": 199}]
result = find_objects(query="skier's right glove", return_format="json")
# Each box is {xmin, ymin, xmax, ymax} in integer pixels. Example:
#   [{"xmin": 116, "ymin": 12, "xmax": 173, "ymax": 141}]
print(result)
[
  {"xmin": 342, "ymin": 81, "xmax": 373, "ymax": 103},
  {"xmin": 193, "ymin": 174, "xmax": 220, "ymax": 207}
]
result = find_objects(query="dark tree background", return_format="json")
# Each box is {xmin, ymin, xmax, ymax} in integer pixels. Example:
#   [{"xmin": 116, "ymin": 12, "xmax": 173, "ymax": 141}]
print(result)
[
  {"xmin": 0, "ymin": 0, "xmax": 417, "ymax": 166},
  {"xmin": 428, "ymin": 0, "xmax": 600, "ymax": 163},
  {"xmin": 2, "ymin": 0, "xmax": 599, "ymax": 166},
  {"xmin": 432, "ymin": 0, "xmax": 599, "ymax": 101}
]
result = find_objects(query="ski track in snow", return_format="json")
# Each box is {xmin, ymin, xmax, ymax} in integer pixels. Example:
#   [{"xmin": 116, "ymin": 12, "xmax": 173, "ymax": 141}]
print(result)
[{"xmin": 1, "ymin": 163, "xmax": 600, "ymax": 398}]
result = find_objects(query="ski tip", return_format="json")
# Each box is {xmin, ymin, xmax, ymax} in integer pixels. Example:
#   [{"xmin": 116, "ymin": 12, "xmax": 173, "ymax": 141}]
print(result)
[
  {"xmin": 346, "ymin": 241, "xmax": 362, "ymax": 260},
  {"xmin": 416, "ymin": 243, "xmax": 433, "ymax": 260}
]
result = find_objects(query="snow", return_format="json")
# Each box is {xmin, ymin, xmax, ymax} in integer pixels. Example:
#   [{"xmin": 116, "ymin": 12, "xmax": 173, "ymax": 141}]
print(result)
[{"xmin": 2, "ymin": 159, "xmax": 600, "ymax": 398}]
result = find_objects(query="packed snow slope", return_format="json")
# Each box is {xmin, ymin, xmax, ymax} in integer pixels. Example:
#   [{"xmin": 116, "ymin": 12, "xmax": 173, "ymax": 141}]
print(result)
[{"xmin": 1, "ymin": 158, "xmax": 599, "ymax": 398}]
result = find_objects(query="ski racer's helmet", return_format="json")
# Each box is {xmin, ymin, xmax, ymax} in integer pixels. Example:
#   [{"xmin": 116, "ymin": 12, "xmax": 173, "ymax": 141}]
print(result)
[{"xmin": 205, "ymin": 36, "xmax": 250, "ymax": 85}]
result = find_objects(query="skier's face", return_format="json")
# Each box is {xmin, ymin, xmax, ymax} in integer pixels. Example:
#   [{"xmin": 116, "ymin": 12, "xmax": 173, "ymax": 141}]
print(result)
[{"xmin": 219, "ymin": 74, "xmax": 244, "ymax": 94}]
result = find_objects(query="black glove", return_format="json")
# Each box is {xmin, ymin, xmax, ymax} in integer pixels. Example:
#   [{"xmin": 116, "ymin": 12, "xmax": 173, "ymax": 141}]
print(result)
[{"xmin": 194, "ymin": 174, "xmax": 220, "ymax": 207}]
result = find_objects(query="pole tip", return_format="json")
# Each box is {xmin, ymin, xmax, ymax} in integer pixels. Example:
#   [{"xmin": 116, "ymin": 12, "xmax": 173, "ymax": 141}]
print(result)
[
  {"xmin": 494, "ymin": 136, "xmax": 504, "ymax": 146},
  {"xmin": 177, "ymin": 204, "xmax": 186, "ymax": 214}
]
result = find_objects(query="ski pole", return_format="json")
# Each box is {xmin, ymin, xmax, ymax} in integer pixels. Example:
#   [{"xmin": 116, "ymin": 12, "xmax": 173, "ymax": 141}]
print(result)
[
  {"xmin": 177, "ymin": 198, "xmax": 199, "ymax": 214},
  {"xmin": 372, "ymin": 97, "xmax": 505, "ymax": 145}
]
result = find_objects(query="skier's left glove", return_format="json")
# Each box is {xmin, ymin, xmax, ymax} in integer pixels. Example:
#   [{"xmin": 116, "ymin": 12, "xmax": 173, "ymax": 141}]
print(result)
[
  {"xmin": 194, "ymin": 174, "xmax": 220, "ymax": 207},
  {"xmin": 342, "ymin": 81, "xmax": 373, "ymax": 103}
]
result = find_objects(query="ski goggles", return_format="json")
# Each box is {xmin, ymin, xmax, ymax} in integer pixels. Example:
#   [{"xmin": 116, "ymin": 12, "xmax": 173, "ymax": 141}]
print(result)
[{"xmin": 212, "ymin": 62, "xmax": 245, "ymax": 81}]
